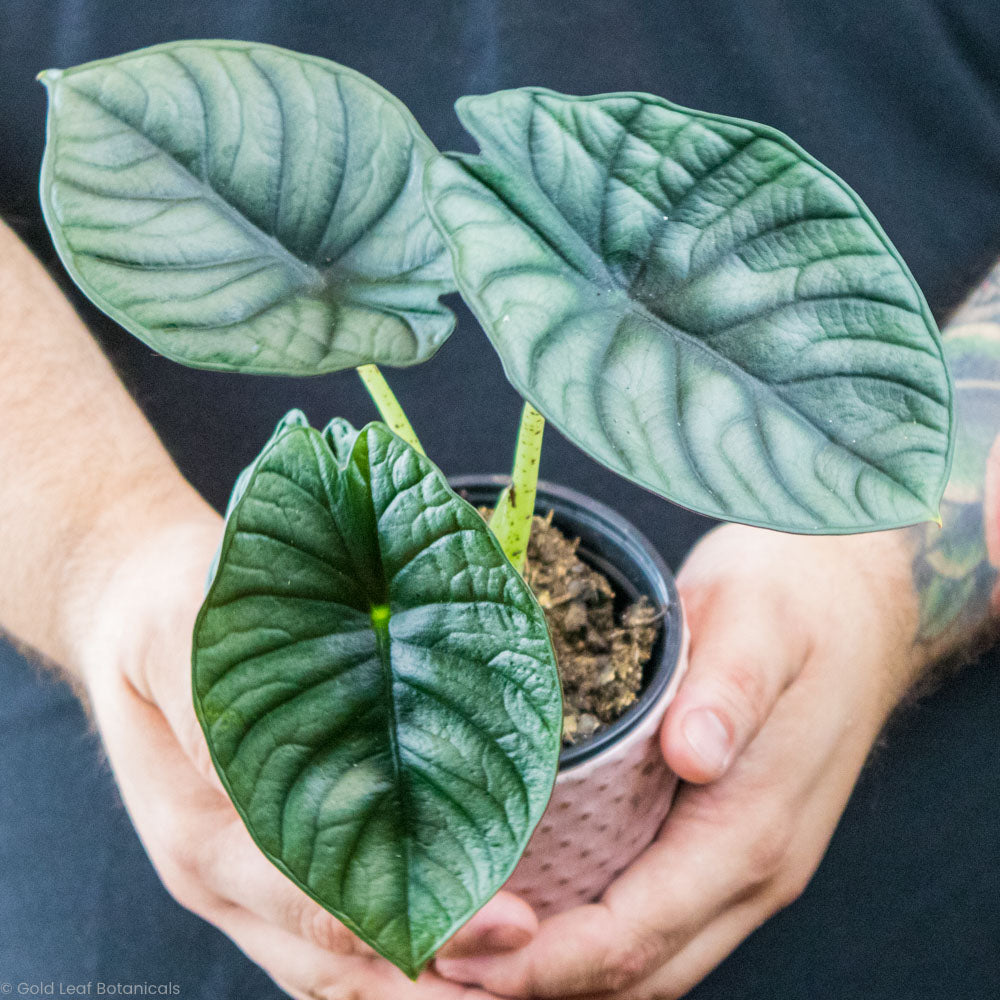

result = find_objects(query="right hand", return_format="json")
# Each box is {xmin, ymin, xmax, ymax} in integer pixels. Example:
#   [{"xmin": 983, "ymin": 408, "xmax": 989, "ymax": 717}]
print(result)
[{"xmin": 72, "ymin": 510, "xmax": 527, "ymax": 1000}]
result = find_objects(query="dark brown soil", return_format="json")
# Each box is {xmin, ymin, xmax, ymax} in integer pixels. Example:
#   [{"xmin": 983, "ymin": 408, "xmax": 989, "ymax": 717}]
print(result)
[{"xmin": 521, "ymin": 511, "xmax": 661, "ymax": 746}]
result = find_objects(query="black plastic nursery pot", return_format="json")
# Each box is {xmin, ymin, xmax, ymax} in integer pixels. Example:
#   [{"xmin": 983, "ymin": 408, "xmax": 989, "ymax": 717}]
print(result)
[
  {"xmin": 451, "ymin": 475, "xmax": 684, "ymax": 765},
  {"xmin": 451, "ymin": 475, "xmax": 689, "ymax": 915}
]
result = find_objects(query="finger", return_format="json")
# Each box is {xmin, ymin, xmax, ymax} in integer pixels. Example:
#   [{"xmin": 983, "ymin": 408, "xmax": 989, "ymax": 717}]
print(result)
[
  {"xmin": 437, "ymin": 892, "xmax": 538, "ymax": 958},
  {"xmin": 567, "ymin": 898, "xmax": 774, "ymax": 1000},
  {"xmin": 135, "ymin": 533, "xmax": 229, "ymax": 795},
  {"xmin": 90, "ymin": 667, "xmax": 228, "ymax": 827},
  {"xmin": 567, "ymin": 791, "xmax": 837, "ymax": 1000},
  {"xmin": 661, "ymin": 576, "xmax": 809, "ymax": 782},
  {"xmin": 435, "ymin": 661, "xmax": 829, "ymax": 997},
  {"xmin": 88, "ymin": 671, "xmax": 244, "ymax": 906},
  {"xmin": 147, "ymin": 655, "xmax": 228, "ymax": 797},
  {"xmin": 218, "ymin": 905, "xmax": 497, "ymax": 1000},
  {"xmin": 208, "ymin": 818, "xmax": 537, "ymax": 960},
  {"xmin": 201, "ymin": 818, "xmax": 378, "ymax": 957},
  {"xmin": 572, "ymin": 757, "xmax": 860, "ymax": 1000},
  {"xmin": 93, "ymin": 517, "xmax": 228, "ymax": 794},
  {"xmin": 434, "ymin": 784, "xmax": 782, "ymax": 997},
  {"xmin": 101, "ymin": 681, "xmax": 379, "ymax": 961},
  {"xmin": 93, "ymin": 673, "xmax": 486, "ymax": 988}
]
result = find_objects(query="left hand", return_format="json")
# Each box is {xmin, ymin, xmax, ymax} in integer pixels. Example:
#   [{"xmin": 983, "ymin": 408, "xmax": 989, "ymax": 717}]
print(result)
[{"xmin": 436, "ymin": 523, "xmax": 928, "ymax": 998}]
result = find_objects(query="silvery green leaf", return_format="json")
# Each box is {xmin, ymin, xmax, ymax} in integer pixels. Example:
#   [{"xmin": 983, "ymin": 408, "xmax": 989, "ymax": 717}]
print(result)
[
  {"xmin": 426, "ymin": 89, "xmax": 954, "ymax": 532},
  {"xmin": 41, "ymin": 41, "xmax": 455, "ymax": 374}
]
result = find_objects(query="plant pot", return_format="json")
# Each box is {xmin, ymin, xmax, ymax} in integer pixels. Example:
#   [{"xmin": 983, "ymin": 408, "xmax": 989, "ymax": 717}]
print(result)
[{"xmin": 451, "ymin": 476, "xmax": 690, "ymax": 918}]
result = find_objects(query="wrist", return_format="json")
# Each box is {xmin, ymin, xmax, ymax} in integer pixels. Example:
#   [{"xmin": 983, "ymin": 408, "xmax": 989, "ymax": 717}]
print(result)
[
  {"xmin": 826, "ymin": 528, "xmax": 931, "ymax": 712},
  {"xmin": 58, "ymin": 474, "xmax": 221, "ymax": 689}
]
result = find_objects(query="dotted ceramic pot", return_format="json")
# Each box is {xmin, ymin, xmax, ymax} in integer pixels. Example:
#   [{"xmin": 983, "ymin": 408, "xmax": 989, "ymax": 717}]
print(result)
[{"xmin": 451, "ymin": 477, "xmax": 689, "ymax": 918}]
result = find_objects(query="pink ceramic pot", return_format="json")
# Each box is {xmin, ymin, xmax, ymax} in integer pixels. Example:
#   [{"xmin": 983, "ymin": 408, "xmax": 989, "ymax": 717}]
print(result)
[
  {"xmin": 451, "ymin": 477, "xmax": 689, "ymax": 918},
  {"xmin": 505, "ymin": 619, "xmax": 688, "ymax": 916}
]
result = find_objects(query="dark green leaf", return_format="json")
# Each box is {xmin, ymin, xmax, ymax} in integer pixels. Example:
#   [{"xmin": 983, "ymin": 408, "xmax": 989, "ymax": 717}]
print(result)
[
  {"xmin": 206, "ymin": 409, "xmax": 311, "ymax": 590},
  {"xmin": 323, "ymin": 416, "xmax": 361, "ymax": 464},
  {"xmin": 41, "ymin": 41, "xmax": 455, "ymax": 374},
  {"xmin": 426, "ymin": 89, "xmax": 954, "ymax": 532},
  {"xmin": 193, "ymin": 416, "xmax": 561, "ymax": 976}
]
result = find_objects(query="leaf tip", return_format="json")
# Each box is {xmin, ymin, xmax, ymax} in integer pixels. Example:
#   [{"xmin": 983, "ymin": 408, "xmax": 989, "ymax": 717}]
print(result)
[
  {"xmin": 37, "ymin": 68, "xmax": 62, "ymax": 87},
  {"xmin": 453, "ymin": 92, "xmax": 476, "ymax": 115},
  {"xmin": 452, "ymin": 91, "xmax": 496, "ymax": 134},
  {"xmin": 276, "ymin": 408, "xmax": 311, "ymax": 434},
  {"xmin": 403, "ymin": 963, "xmax": 424, "ymax": 982}
]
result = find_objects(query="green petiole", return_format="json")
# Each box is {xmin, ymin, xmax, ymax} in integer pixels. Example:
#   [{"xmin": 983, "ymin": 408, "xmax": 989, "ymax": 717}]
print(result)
[
  {"xmin": 490, "ymin": 401, "xmax": 545, "ymax": 575},
  {"xmin": 356, "ymin": 364, "xmax": 425, "ymax": 455}
]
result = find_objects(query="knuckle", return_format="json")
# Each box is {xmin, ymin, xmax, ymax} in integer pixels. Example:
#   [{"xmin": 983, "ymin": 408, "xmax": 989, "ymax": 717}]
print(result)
[
  {"xmin": 155, "ymin": 855, "xmax": 201, "ymax": 911},
  {"xmin": 189, "ymin": 733, "xmax": 220, "ymax": 788},
  {"xmin": 175, "ymin": 713, "xmax": 221, "ymax": 789},
  {"xmin": 294, "ymin": 902, "xmax": 355, "ymax": 954},
  {"xmin": 595, "ymin": 934, "xmax": 663, "ymax": 993},
  {"xmin": 300, "ymin": 987, "xmax": 363, "ymax": 1000},
  {"xmin": 744, "ymin": 812, "xmax": 796, "ymax": 888},
  {"xmin": 771, "ymin": 853, "xmax": 818, "ymax": 910},
  {"xmin": 717, "ymin": 662, "xmax": 773, "ymax": 733},
  {"xmin": 772, "ymin": 872, "xmax": 808, "ymax": 910},
  {"xmin": 155, "ymin": 823, "xmax": 205, "ymax": 899}
]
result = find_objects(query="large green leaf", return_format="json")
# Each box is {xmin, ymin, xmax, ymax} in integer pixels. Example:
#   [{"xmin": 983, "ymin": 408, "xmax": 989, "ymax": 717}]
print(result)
[
  {"xmin": 40, "ymin": 41, "xmax": 455, "ymax": 374},
  {"xmin": 193, "ymin": 416, "xmax": 561, "ymax": 977},
  {"xmin": 426, "ymin": 89, "xmax": 954, "ymax": 532}
]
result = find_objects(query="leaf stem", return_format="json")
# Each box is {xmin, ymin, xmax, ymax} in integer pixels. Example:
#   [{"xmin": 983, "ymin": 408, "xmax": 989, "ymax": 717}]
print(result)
[
  {"xmin": 356, "ymin": 365, "xmax": 425, "ymax": 455},
  {"xmin": 490, "ymin": 402, "xmax": 545, "ymax": 575}
]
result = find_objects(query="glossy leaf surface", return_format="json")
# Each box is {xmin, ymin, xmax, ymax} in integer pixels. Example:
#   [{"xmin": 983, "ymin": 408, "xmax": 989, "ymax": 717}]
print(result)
[
  {"xmin": 426, "ymin": 89, "xmax": 953, "ymax": 531},
  {"xmin": 193, "ymin": 417, "xmax": 561, "ymax": 976},
  {"xmin": 40, "ymin": 41, "xmax": 455, "ymax": 374}
]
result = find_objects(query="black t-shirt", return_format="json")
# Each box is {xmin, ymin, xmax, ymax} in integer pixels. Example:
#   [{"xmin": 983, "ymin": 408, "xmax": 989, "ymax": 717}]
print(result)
[{"xmin": 2, "ymin": 2, "xmax": 999, "ymax": 997}]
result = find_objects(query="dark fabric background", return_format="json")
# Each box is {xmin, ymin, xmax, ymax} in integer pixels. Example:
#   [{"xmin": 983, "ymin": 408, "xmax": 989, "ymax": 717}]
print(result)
[{"xmin": 1, "ymin": 1, "xmax": 998, "ymax": 996}]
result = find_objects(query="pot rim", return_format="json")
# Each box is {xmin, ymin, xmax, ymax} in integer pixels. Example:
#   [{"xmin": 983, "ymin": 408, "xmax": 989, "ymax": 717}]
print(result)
[{"xmin": 449, "ymin": 474, "xmax": 684, "ymax": 771}]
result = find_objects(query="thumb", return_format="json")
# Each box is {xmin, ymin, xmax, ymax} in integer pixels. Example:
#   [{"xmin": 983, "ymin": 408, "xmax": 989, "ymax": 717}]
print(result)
[
  {"xmin": 662, "ymin": 578, "xmax": 808, "ymax": 783},
  {"xmin": 435, "ymin": 891, "xmax": 538, "ymax": 959}
]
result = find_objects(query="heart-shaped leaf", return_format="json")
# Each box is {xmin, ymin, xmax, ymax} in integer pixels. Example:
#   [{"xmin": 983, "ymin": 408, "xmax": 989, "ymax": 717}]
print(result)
[
  {"xmin": 426, "ymin": 89, "xmax": 954, "ymax": 532},
  {"xmin": 40, "ymin": 41, "xmax": 455, "ymax": 374},
  {"xmin": 193, "ymin": 416, "xmax": 561, "ymax": 977}
]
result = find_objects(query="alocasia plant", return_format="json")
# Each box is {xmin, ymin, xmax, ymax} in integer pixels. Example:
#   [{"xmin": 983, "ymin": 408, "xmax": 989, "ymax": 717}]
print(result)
[{"xmin": 39, "ymin": 39, "xmax": 954, "ymax": 977}]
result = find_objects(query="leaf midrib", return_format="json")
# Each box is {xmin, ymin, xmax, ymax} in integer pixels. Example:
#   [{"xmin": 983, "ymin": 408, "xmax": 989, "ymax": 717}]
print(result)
[
  {"xmin": 456, "ymin": 118, "xmax": 941, "ymax": 512},
  {"xmin": 362, "ymin": 447, "xmax": 416, "ymax": 970}
]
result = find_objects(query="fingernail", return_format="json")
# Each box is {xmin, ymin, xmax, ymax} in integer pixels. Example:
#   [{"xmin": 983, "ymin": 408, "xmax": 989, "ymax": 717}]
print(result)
[
  {"xmin": 682, "ymin": 708, "xmax": 732, "ymax": 774},
  {"xmin": 435, "ymin": 955, "xmax": 496, "ymax": 984}
]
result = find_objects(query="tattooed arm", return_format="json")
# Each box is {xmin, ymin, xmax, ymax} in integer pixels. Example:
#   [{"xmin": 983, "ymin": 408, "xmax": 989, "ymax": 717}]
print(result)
[{"xmin": 910, "ymin": 261, "xmax": 1000, "ymax": 666}]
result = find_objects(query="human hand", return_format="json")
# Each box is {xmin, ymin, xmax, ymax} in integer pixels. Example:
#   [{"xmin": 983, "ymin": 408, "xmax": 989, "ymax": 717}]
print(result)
[
  {"xmin": 436, "ymin": 523, "xmax": 928, "ymax": 998},
  {"xmin": 71, "ymin": 509, "xmax": 532, "ymax": 1000}
]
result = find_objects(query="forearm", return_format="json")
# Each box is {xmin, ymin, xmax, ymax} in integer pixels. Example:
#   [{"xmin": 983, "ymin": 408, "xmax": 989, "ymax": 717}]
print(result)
[
  {"xmin": 0, "ymin": 219, "xmax": 215, "ymax": 674},
  {"xmin": 906, "ymin": 259, "xmax": 1000, "ymax": 666}
]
